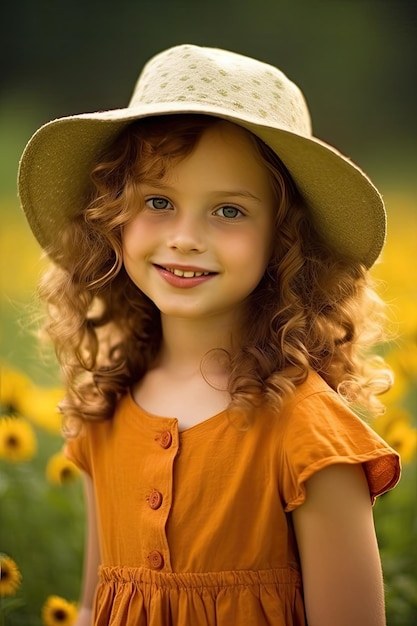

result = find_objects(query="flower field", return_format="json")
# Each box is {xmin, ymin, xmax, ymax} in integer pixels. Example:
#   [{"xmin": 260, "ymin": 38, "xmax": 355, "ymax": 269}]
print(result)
[{"xmin": 1, "ymin": 180, "xmax": 416, "ymax": 624}]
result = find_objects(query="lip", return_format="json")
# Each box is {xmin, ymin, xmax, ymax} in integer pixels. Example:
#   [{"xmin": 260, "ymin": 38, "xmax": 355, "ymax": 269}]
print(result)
[
  {"xmin": 154, "ymin": 264, "xmax": 217, "ymax": 289},
  {"xmin": 157, "ymin": 263, "xmax": 215, "ymax": 273}
]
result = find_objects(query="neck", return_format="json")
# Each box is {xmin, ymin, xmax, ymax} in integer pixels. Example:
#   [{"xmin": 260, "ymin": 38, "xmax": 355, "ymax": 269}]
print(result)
[
  {"xmin": 158, "ymin": 313, "xmax": 238, "ymax": 374},
  {"xmin": 134, "ymin": 313, "xmax": 239, "ymax": 426}
]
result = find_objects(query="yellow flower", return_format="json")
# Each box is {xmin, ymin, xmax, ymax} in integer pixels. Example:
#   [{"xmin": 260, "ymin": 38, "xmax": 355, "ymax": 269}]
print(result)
[
  {"xmin": 20, "ymin": 385, "xmax": 64, "ymax": 434},
  {"xmin": 0, "ymin": 363, "xmax": 64, "ymax": 434},
  {"xmin": 0, "ymin": 363, "xmax": 32, "ymax": 415},
  {"xmin": 42, "ymin": 595, "xmax": 78, "ymax": 626},
  {"xmin": 0, "ymin": 416, "xmax": 37, "ymax": 462},
  {"xmin": 46, "ymin": 450, "xmax": 80, "ymax": 485},
  {"xmin": 373, "ymin": 407, "xmax": 417, "ymax": 463},
  {"xmin": 386, "ymin": 419, "xmax": 417, "ymax": 463},
  {"xmin": 0, "ymin": 554, "xmax": 22, "ymax": 597}
]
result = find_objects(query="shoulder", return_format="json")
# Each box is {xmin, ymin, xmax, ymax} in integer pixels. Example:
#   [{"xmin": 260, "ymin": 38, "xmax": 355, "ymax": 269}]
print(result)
[
  {"xmin": 278, "ymin": 370, "xmax": 349, "ymax": 430},
  {"xmin": 287, "ymin": 369, "xmax": 340, "ymax": 406},
  {"xmin": 273, "ymin": 370, "xmax": 400, "ymax": 511},
  {"xmin": 65, "ymin": 392, "xmax": 132, "ymax": 472}
]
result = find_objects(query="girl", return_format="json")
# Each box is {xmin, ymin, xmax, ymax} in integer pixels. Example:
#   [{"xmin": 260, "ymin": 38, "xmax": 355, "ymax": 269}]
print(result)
[{"xmin": 18, "ymin": 45, "xmax": 400, "ymax": 626}]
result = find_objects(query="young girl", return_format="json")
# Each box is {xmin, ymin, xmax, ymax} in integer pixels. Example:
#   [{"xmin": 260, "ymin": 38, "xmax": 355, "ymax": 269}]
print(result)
[{"xmin": 18, "ymin": 45, "xmax": 400, "ymax": 626}]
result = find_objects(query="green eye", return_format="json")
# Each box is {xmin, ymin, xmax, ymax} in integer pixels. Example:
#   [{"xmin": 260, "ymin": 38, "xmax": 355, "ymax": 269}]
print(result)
[{"xmin": 216, "ymin": 206, "xmax": 242, "ymax": 219}]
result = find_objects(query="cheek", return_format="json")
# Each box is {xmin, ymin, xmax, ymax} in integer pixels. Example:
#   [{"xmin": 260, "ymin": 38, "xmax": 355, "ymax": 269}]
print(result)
[
  {"xmin": 122, "ymin": 217, "xmax": 148, "ymax": 257},
  {"xmin": 226, "ymin": 232, "xmax": 272, "ymax": 287},
  {"xmin": 121, "ymin": 218, "xmax": 135, "ymax": 248},
  {"xmin": 249, "ymin": 224, "xmax": 275, "ymax": 267}
]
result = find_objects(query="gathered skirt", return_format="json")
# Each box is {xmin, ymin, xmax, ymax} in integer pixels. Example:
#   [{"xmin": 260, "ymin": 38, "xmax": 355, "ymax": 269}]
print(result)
[{"xmin": 94, "ymin": 565, "xmax": 307, "ymax": 626}]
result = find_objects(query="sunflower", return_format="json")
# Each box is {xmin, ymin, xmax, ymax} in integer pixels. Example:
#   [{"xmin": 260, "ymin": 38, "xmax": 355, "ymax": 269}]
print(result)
[
  {"xmin": 19, "ymin": 385, "xmax": 64, "ymax": 434},
  {"xmin": 386, "ymin": 418, "xmax": 417, "ymax": 463},
  {"xmin": 0, "ymin": 554, "xmax": 22, "ymax": 597},
  {"xmin": 373, "ymin": 406, "xmax": 417, "ymax": 463},
  {"xmin": 42, "ymin": 595, "xmax": 78, "ymax": 626},
  {"xmin": 46, "ymin": 450, "xmax": 80, "ymax": 485},
  {"xmin": 0, "ymin": 363, "xmax": 32, "ymax": 416},
  {"xmin": 0, "ymin": 416, "xmax": 37, "ymax": 462},
  {"xmin": 0, "ymin": 362, "xmax": 65, "ymax": 434}
]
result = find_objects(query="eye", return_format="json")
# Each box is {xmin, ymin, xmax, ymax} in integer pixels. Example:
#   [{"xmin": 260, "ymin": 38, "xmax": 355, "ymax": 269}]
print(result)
[
  {"xmin": 214, "ymin": 206, "xmax": 243, "ymax": 219},
  {"xmin": 145, "ymin": 197, "xmax": 173, "ymax": 210}
]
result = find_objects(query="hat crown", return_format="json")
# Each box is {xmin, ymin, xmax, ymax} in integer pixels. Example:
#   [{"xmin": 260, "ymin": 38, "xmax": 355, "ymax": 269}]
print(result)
[{"xmin": 129, "ymin": 44, "xmax": 312, "ymax": 137}]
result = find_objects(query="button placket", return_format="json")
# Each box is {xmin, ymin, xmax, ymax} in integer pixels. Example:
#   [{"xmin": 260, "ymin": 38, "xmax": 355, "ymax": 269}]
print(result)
[{"xmin": 142, "ymin": 424, "xmax": 178, "ymax": 572}]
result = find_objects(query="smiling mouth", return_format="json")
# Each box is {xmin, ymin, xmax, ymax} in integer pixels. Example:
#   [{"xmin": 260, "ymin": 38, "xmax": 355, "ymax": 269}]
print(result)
[{"xmin": 158, "ymin": 265, "xmax": 212, "ymax": 278}]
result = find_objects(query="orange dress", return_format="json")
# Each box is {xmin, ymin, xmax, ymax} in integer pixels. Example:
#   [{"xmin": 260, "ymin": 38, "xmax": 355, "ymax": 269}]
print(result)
[{"xmin": 66, "ymin": 371, "xmax": 400, "ymax": 625}]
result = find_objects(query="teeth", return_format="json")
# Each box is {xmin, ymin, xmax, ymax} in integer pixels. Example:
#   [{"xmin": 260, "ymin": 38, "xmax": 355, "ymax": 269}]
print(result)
[{"xmin": 166, "ymin": 267, "xmax": 209, "ymax": 278}]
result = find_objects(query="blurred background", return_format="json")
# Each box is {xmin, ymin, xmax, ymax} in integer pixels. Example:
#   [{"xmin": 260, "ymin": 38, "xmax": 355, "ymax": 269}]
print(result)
[{"xmin": 1, "ymin": 1, "xmax": 416, "ymax": 624}]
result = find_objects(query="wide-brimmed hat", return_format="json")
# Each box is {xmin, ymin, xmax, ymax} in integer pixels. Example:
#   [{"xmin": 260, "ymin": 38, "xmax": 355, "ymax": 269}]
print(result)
[{"xmin": 18, "ymin": 44, "xmax": 385, "ymax": 267}]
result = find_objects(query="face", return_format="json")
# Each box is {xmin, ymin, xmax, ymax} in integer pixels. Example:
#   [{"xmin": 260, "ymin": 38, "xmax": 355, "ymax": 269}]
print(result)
[{"xmin": 122, "ymin": 121, "xmax": 277, "ymax": 327}]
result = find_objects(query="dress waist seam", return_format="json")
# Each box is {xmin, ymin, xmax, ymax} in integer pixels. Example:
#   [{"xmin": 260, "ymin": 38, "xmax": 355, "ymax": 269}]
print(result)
[{"xmin": 98, "ymin": 565, "xmax": 302, "ymax": 589}]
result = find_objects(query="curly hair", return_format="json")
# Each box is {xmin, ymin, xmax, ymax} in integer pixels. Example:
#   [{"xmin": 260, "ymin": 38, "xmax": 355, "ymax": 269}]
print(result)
[{"xmin": 37, "ymin": 114, "xmax": 392, "ymax": 435}]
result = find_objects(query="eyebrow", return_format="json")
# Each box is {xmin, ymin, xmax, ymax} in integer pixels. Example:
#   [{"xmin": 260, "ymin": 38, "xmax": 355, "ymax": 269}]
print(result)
[
  {"xmin": 140, "ymin": 183, "xmax": 262, "ymax": 203},
  {"xmin": 213, "ymin": 190, "xmax": 262, "ymax": 202}
]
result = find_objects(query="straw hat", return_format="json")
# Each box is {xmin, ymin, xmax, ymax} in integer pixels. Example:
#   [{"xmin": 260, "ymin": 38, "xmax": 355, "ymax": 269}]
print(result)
[{"xmin": 18, "ymin": 44, "xmax": 385, "ymax": 267}]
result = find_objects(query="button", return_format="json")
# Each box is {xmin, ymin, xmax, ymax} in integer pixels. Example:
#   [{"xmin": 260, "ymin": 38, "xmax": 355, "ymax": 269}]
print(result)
[
  {"xmin": 148, "ymin": 490, "xmax": 163, "ymax": 510},
  {"xmin": 157, "ymin": 430, "xmax": 172, "ymax": 449},
  {"xmin": 147, "ymin": 550, "xmax": 164, "ymax": 570}
]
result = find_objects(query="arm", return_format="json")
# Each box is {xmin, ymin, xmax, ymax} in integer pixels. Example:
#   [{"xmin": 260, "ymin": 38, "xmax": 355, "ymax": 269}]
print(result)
[
  {"xmin": 292, "ymin": 463, "xmax": 386, "ymax": 626},
  {"xmin": 74, "ymin": 474, "xmax": 101, "ymax": 626}
]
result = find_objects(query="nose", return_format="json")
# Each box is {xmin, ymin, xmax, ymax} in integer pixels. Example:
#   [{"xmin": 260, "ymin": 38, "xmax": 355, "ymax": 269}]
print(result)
[{"xmin": 167, "ymin": 212, "xmax": 207, "ymax": 253}]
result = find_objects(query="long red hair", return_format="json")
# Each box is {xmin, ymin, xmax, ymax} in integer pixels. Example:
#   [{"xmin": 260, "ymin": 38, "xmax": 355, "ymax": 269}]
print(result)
[{"xmin": 38, "ymin": 114, "xmax": 391, "ymax": 434}]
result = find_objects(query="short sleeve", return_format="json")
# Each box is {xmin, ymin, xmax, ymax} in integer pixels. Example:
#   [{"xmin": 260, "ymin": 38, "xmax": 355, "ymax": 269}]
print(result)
[
  {"xmin": 280, "ymin": 387, "xmax": 401, "ymax": 512},
  {"xmin": 64, "ymin": 430, "xmax": 92, "ymax": 475}
]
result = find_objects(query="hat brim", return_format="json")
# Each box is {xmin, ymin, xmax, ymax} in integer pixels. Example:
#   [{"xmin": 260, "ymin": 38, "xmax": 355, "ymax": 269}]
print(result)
[{"xmin": 18, "ymin": 103, "xmax": 385, "ymax": 268}]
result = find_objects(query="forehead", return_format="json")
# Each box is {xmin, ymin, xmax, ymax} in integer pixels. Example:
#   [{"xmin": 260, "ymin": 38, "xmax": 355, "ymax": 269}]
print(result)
[{"xmin": 162, "ymin": 120, "xmax": 273, "ymax": 189}]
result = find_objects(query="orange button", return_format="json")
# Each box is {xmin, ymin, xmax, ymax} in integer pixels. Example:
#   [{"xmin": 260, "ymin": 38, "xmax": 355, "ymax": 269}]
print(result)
[
  {"xmin": 147, "ymin": 550, "xmax": 164, "ymax": 570},
  {"xmin": 157, "ymin": 431, "xmax": 173, "ymax": 449},
  {"xmin": 148, "ymin": 490, "xmax": 163, "ymax": 510}
]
